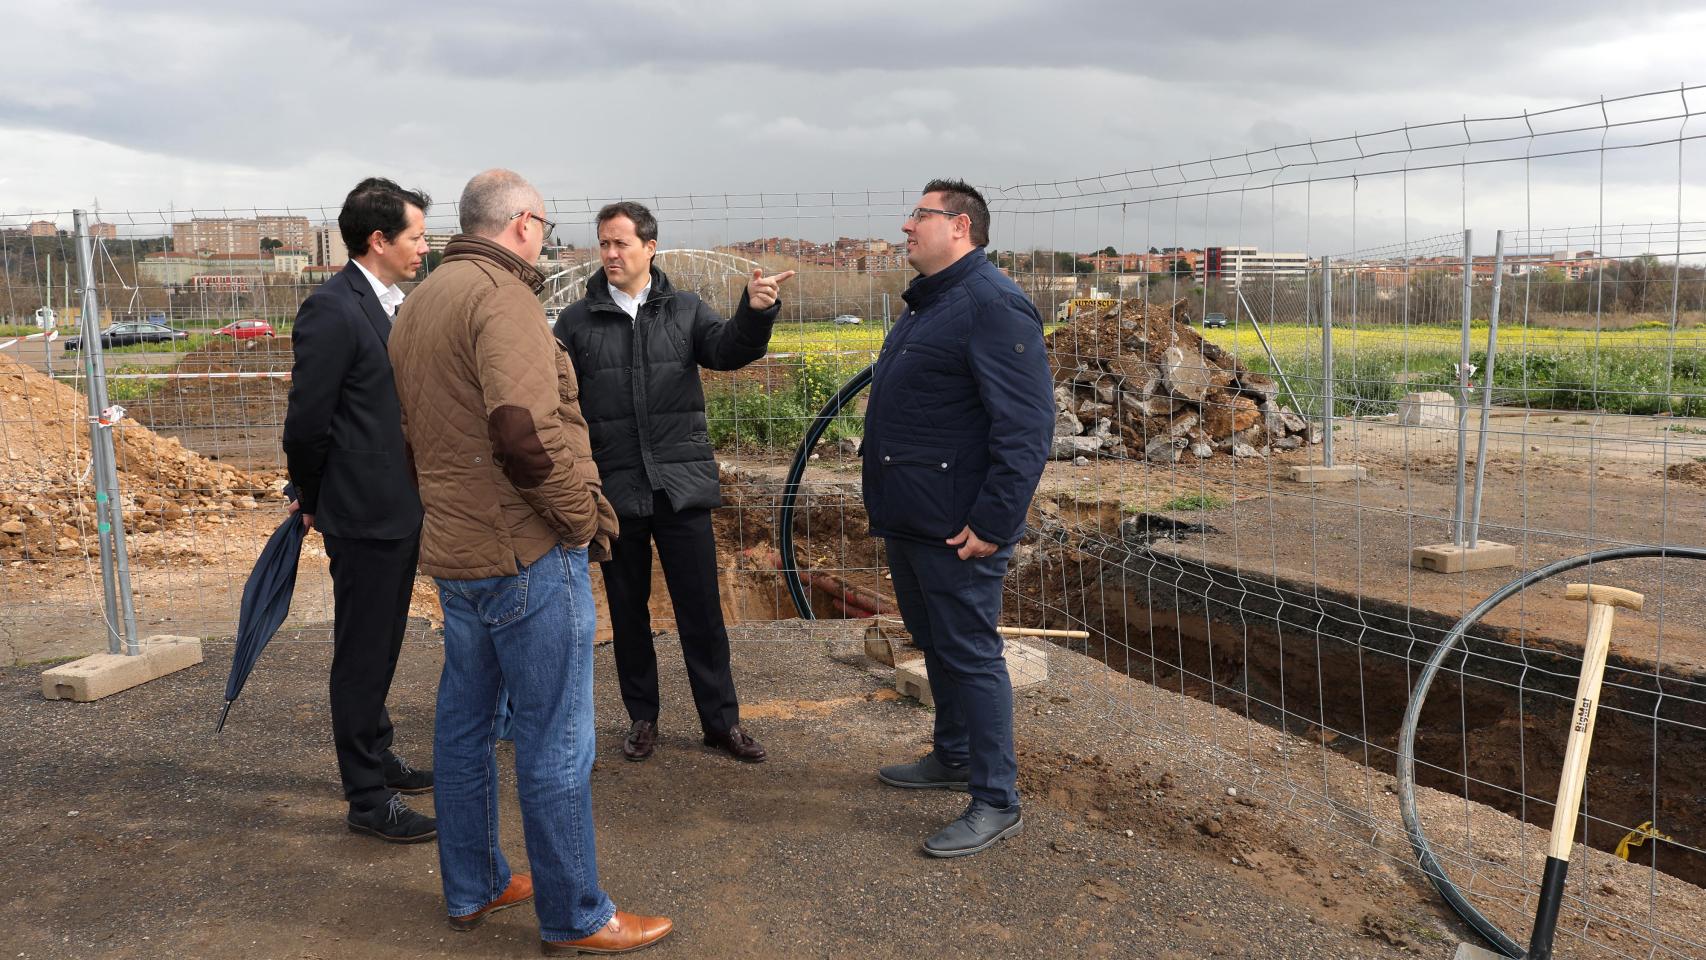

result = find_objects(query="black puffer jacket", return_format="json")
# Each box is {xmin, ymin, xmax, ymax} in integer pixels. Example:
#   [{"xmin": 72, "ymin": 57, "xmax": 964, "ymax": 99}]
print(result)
[{"xmin": 554, "ymin": 265, "xmax": 779, "ymax": 517}]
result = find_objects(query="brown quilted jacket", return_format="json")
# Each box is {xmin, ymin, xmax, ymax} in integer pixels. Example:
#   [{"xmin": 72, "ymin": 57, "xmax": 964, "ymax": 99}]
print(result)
[{"xmin": 389, "ymin": 235, "xmax": 617, "ymax": 579}]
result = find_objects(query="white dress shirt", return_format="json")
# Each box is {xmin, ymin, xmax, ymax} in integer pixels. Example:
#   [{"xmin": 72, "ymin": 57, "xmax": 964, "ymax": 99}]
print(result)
[
  {"xmin": 351, "ymin": 259, "xmax": 406, "ymax": 317},
  {"xmin": 609, "ymin": 280, "xmax": 652, "ymax": 320}
]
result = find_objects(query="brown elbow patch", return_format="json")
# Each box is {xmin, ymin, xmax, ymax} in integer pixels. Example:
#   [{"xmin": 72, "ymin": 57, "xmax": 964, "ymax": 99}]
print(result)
[{"xmin": 487, "ymin": 405, "xmax": 553, "ymax": 488}]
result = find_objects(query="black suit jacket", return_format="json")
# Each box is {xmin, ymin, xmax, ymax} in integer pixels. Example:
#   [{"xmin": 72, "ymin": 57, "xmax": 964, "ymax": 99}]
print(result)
[{"xmin": 282, "ymin": 263, "xmax": 423, "ymax": 540}]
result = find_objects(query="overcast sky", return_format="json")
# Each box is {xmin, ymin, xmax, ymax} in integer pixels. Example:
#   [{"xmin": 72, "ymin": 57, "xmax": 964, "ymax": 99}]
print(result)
[{"xmin": 4, "ymin": 1, "xmax": 1704, "ymax": 254}]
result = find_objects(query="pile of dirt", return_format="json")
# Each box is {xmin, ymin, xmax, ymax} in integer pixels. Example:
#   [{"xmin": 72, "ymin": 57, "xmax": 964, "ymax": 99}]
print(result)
[
  {"xmin": 129, "ymin": 337, "xmax": 294, "ymax": 430},
  {"xmin": 1661, "ymin": 460, "xmax": 1706, "ymax": 488},
  {"xmin": 1045, "ymin": 298, "xmax": 1317, "ymax": 461},
  {"xmin": 0, "ymin": 354, "xmax": 283, "ymax": 560}
]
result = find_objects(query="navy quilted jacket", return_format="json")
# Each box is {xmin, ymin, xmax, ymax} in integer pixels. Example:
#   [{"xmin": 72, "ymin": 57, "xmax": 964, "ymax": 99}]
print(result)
[{"xmin": 862, "ymin": 248, "xmax": 1053, "ymax": 546}]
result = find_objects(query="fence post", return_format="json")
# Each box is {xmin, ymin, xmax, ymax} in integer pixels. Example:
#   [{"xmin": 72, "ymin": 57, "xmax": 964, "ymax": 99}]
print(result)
[
  {"xmin": 1452, "ymin": 229, "xmax": 1473, "ymax": 547},
  {"xmin": 73, "ymin": 209, "xmax": 141, "ymax": 657},
  {"xmin": 1320, "ymin": 255, "xmax": 1335, "ymax": 468},
  {"xmin": 1467, "ymin": 231, "xmax": 1505, "ymax": 549}
]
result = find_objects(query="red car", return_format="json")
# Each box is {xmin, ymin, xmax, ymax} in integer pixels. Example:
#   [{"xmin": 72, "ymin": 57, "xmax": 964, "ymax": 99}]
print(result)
[{"xmin": 215, "ymin": 319, "xmax": 275, "ymax": 340}]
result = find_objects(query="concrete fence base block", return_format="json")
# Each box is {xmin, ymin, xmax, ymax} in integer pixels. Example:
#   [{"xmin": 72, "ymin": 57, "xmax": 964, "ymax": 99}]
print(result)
[
  {"xmin": 895, "ymin": 658, "xmax": 933, "ymax": 705},
  {"xmin": 893, "ymin": 641, "xmax": 1049, "ymax": 706},
  {"xmin": 1287, "ymin": 464, "xmax": 1368, "ymax": 483},
  {"xmin": 42, "ymin": 635, "xmax": 204, "ymax": 702},
  {"xmin": 1411, "ymin": 541, "xmax": 1517, "ymax": 574}
]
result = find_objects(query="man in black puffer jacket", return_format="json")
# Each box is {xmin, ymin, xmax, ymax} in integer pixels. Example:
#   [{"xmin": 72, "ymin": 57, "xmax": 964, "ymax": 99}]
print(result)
[{"xmin": 554, "ymin": 201, "xmax": 794, "ymax": 764}]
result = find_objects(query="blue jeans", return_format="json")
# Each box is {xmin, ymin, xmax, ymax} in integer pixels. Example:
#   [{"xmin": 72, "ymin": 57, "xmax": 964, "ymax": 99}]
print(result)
[
  {"xmin": 433, "ymin": 545, "xmax": 615, "ymax": 941},
  {"xmin": 884, "ymin": 537, "xmax": 1019, "ymax": 808}
]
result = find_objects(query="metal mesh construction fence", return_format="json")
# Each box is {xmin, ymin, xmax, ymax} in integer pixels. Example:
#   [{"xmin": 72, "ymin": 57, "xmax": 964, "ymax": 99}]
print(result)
[{"xmin": 3, "ymin": 84, "xmax": 1705, "ymax": 957}]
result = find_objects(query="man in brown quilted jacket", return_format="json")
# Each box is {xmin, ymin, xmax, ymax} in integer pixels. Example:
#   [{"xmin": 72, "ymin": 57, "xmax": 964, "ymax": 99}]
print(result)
[{"xmin": 389, "ymin": 169, "xmax": 670, "ymax": 956}]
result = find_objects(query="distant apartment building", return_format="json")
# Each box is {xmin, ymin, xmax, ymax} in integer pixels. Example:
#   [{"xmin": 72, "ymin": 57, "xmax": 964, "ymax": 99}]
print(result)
[
  {"xmin": 88, "ymin": 222, "xmax": 117, "ymax": 240},
  {"xmin": 138, "ymin": 251, "xmax": 296, "ymax": 285},
  {"xmin": 1080, "ymin": 251, "xmax": 1187, "ymax": 275},
  {"xmin": 173, "ymin": 215, "xmax": 312, "ymax": 255},
  {"xmin": 26, "ymin": 220, "xmax": 57, "ymax": 237},
  {"xmin": 174, "ymin": 218, "xmax": 259, "ymax": 255},
  {"xmin": 257, "ymin": 216, "xmax": 313, "ymax": 251},
  {"xmin": 857, "ymin": 252, "xmax": 909, "ymax": 273},
  {"xmin": 1195, "ymin": 246, "xmax": 1309, "ymax": 285},
  {"xmin": 271, "ymin": 249, "xmax": 311, "ymax": 275},
  {"xmin": 722, "ymin": 236, "xmax": 902, "ymax": 271},
  {"xmin": 313, "ymin": 225, "xmax": 349, "ymax": 267}
]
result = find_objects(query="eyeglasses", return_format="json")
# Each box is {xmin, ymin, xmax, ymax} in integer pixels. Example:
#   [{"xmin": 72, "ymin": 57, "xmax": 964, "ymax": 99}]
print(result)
[
  {"xmin": 510, "ymin": 210, "xmax": 557, "ymax": 240},
  {"xmin": 906, "ymin": 206, "xmax": 966, "ymax": 223}
]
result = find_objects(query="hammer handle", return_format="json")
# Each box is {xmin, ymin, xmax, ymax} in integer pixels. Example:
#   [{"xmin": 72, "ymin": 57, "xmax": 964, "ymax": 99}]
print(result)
[{"xmin": 997, "ymin": 626, "xmax": 1091, "ymax": 639}]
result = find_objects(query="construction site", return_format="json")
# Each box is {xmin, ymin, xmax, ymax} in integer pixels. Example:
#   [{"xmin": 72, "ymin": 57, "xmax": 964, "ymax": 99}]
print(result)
[{"xmin": 6, "ymin": 82, "xmax": 1706, "ymax": 960}]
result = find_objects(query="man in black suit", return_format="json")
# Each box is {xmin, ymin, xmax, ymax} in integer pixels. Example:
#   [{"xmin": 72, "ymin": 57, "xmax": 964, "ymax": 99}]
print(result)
[{"xmin": 283, "ymin": 177, "xmax": 436, "ymax": 843}]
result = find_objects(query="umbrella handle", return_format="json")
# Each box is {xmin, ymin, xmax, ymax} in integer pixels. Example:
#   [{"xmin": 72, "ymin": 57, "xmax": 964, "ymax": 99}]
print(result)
[{"xmin": 215, "ymin": 700, "xmax": 233, "ymax": 735}]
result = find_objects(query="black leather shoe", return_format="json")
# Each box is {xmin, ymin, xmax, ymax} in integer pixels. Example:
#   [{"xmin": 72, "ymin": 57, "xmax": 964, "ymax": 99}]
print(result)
[
  {"xmin": 623, "ymin": 719, "xmax": 658, "ymax": 762},
  {"xmin": 702, "ymin": 723, "xmax": 767, "ymax": 762},
  {"xmin": 347, "ymin": 793, "xmax": 437, "ymax": 844},
  {"xmin": 923, "ymin": 798, "xmax": 1022, "ymax": 858},
  {"xmin": 383, "ymin": 752, "xmax": 434, "ymax": 795},
  {"xmin": 878, "ymin": 751, "xmax": 970, "ymax": 791}
]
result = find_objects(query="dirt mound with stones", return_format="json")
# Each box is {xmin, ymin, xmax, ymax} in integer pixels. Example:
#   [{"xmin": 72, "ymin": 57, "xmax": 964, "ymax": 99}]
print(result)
[
  {"xmin": 1045, "ymin": 298, "xmax": 1317, "ymax": 462},
  {"xmin": 129, "ymin": 336, "xmax": 294, "ymax": 430},
  {"xmin": 1661, "ymin": 460, "xmax": 1706, "ymax": 488},
  {"xmin": 0, "ymin": 353, "xmax": 283, "ymax": 561}
]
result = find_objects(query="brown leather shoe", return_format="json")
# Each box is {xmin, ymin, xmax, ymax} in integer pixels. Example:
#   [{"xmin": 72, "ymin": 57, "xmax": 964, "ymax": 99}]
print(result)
[
  {"xmin": 622, "ymin": 719, "xmax": 657, "ymax": 762},
  {"xmin": 541, "ymin": 910, "xmax": 673, "ymax": 955},
  {"xmin": 702, "ymin": 723, "xmax": 767, "ymax": 762},
  {"xmin": 449, "ymin": 873, "xmax": 534, "ymax": 931}
]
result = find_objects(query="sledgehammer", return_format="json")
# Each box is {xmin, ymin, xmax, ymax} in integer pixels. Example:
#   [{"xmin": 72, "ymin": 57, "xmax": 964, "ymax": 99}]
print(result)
[{"xmin": 1519, "ymin": 582, "xmax": 1644, "ymax": 960}]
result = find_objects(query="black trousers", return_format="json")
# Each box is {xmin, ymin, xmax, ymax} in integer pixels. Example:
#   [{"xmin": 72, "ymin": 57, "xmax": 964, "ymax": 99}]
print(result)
[
  {"xmin": 601, "ymin": 490, "xmax": 740, "ymax": 736},
  {"xmin": 321, "ymin": 530, "xmax": 420, "ymax": 809}
]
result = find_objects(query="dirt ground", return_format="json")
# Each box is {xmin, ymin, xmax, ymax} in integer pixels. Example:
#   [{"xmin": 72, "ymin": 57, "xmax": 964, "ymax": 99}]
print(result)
[
  {"xmin": 5, "ymin": 336, "xmax": 1705, "ymax": 957},
  {"xmin": 6, "ymin": 618, "xmax": 1702, "ymax": 960}
]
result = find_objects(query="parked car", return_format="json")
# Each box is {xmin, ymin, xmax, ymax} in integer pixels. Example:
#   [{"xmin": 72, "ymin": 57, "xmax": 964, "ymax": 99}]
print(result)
[
  {"xmin": 831, "ymin": 314, "xmax": 863, "ymax": 325},
  {"xmin": 62, "ymin": 321, "xmax": 190, "ymax": 352},
  {"xmin": 214, "ymin": 319, "xmax": 276, "ymax": 340},
  {"xmin": 1202, "ymin": 312, "xmax": 1230, "ymax": 328}
]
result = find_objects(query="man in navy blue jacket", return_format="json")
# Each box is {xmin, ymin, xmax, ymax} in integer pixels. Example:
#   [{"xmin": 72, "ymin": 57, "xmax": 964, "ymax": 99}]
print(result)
[{"xmin": 862, "ymin": 179, "xmax": 1054, "ymax": 857}]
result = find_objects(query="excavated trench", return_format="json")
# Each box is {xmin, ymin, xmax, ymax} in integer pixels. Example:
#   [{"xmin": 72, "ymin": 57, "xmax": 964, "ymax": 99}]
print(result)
[
  {"xmin": 710, "ymin": 478, "xmax": 1706, "ymax": 889},
  {"xmin": 1004, "ymin": 530, "xmax": 1706, "ymax": 889}
]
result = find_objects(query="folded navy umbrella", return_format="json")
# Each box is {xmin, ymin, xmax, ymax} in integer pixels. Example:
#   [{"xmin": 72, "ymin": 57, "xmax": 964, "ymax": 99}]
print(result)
[{"xmin": 216, "ymin": 508, "xmax": 307, "ymax": 733}]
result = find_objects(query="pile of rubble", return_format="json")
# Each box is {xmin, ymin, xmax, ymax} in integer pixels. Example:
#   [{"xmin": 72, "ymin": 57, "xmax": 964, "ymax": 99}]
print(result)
[
  {"xmin": 1044, "ymin": 298, "xmax": 1318, "ymax": 462},
  {"xmin": 0, "ymin": 354, "xmax": 283, "ymax": 560}
]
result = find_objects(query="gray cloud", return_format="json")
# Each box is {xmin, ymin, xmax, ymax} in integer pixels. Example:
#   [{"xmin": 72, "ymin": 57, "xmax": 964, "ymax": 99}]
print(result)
[{"xmin": 2, "ymin": 1, "xmax": 1702, "ymax": 257}]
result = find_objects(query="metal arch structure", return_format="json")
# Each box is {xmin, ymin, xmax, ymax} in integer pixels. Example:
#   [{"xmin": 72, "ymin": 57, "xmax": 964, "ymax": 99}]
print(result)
[{"xmin": 540, "ymin": 249, "xmax": 766, "ymax": 313}]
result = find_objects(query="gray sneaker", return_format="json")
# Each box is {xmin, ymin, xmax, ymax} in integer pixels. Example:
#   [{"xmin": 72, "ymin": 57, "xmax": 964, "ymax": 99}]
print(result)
[
  {"xmin": 877, "ymin": 751, "xmax": 970, "ymax": 791},
  {"xmin": 923, "ymin": 798, "xmax": 1023, "ymax": 858}
]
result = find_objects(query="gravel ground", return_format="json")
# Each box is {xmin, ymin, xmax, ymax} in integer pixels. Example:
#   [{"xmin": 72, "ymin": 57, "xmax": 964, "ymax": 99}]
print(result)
[{"xmin": 0, "ymin": 617, "xmax": 1483, "ymax": 960}]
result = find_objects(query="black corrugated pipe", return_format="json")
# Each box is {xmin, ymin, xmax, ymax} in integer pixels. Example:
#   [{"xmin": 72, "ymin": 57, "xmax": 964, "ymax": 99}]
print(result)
[{"xmin": 778, "ymin": 363, "xmax": 875, "ymax": 619}]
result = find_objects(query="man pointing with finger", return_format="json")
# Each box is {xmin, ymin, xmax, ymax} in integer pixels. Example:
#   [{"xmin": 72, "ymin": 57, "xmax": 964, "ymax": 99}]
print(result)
[{"xmin": 555, "ymin": 200, "xmax": 794, "ymax": 764}]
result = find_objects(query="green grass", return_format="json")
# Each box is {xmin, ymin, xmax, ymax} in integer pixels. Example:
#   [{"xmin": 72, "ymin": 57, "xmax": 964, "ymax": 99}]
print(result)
[
  {"xmin": 0, "ymin": 323, "xmax": 46, "ymax": 337},
  {"xmin": 54, "ymin": 362, "xmax": 164, "ymax": 403},
  {"xmin": 706, "ymin": 353, "xmax": 865, "ymax": 451},
  {"xmin": 1160, "ymin": 493, "xmax": 1229, "ymax": 512},
  {"xmin": 1229, "ymin": 337, "xmax": 1706, "ymax": 418}
]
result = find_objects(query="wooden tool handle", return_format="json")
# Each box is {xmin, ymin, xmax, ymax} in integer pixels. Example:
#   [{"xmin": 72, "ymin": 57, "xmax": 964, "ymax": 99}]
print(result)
[
  {"xmin": 1564, "ymin": 582, "xmax": 1644, "ymax": 611},
  {"xmin": 997, "ymin": 626, "xmax": 1091, "ymax": 639},
  {"xmin": 1545, "ymin": 599, "xmax": 1620, "ymax": 860}
]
